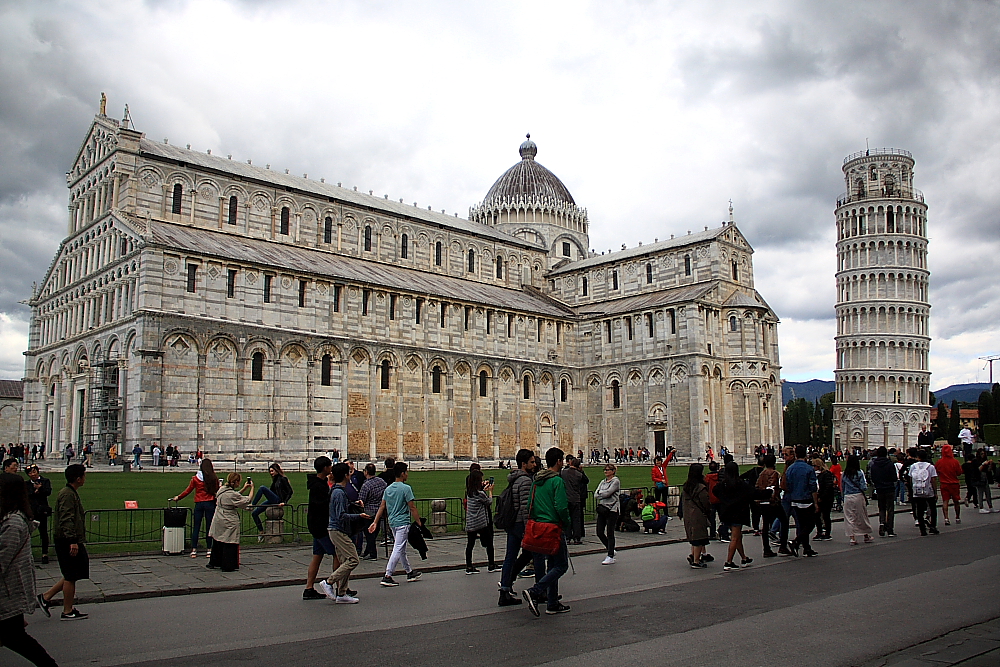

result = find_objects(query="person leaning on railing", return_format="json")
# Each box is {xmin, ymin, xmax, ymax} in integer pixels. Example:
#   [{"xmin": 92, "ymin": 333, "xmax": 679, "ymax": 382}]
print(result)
[{"xmin": 169, "ymin": 458, "xmax": 221, "ymax": 559}]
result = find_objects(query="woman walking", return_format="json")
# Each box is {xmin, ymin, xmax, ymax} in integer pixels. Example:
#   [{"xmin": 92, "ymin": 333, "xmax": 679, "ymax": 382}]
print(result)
[
  {"xmin": 754, "ymin": 455, "xmax": 783, "ymax": 557},
  {"xmin": 841, "ymin": 455, "xmax": 873, "ymax": 545},
  {"xmin": 713, "ymin": 462, "xmax": 754, "ymax": 571},
  {"xmin": 169, "ymin": 458, "xmax": 220, "ymax": 558},
  {"xmin": 0, "ymin": 473, "xmax": 59, "ymax": 666},
  {"xmin": 681, "ymin": 464, "xmax": 714, "ymax": 568},
  {"xmin": 464, "ymin": 469, "xmax": 496, "ymax": 574},
  {"xmin": 208, "ymin": 473, "xmax": 254, "ymax": 572},
  {"xmin": 594, "ymin": 463, "xmax": 621, "ymax": 565}
]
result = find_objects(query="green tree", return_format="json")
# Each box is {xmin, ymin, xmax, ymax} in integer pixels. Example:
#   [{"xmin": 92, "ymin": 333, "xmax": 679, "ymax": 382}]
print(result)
[
  {"xmin": 979, "ymin": 391, "xmax": 997, "ymax": 429},
  {"xmin": 948, "ymin": 399, "xmax": 962, "ymax": 447},
  {"xmin": 936, "ymin": 402, "xmax": 948, "ymax": 439},
  {"xmin": 993, "ymin": 383, "xmax": 1000, "ymax": 419},
  {"xmin": 783, "ymin": 398, "xmax": 811, "ymax": 446}
]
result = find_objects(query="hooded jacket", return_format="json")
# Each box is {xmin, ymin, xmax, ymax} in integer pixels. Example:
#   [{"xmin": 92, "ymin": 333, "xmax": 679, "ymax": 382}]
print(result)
[
  {"xmin": 507, "ymin": 468, "xmax": 534, "ymax": 524},
  {"xmin": 869, "ymin": 456, "xmax": 898, "ymax": 492},
  {"xmin": 935, "ymin": 444, "xmax": 963, "ymax": 486},
  {"xmin": 529, "ymin": 468, "xmax": 571, "ymax": 528}
]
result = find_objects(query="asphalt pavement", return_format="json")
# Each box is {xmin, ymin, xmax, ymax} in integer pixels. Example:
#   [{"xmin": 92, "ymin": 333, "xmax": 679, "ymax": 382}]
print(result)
[{"xmin": 17, "ymin": 507, "xmax": 1000, "ymax": 667}]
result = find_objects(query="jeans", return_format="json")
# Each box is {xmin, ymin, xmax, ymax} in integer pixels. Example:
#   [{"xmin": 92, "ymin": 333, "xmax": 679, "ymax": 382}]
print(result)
[
  {"xmin": 790, "ymin": 504, "xmax": 816, "ymax": 552},
  {"xmin": 251, "ymin": 486, "xmax": 280, "ymax": 531},
  {"xmin": 643, "ymin": 516, "xmax": 667, "ymax": 532},
  {"xmin": 895, "ymin": 480, "xmax": 908, "ymax": 504},
  {"xmin": 567, "ymin": 503, "xmax": 584, "ymax": 541},
  {"xmin": 500, "ymin": 522, "xmax": 544, "ymax": 592},
  {"xmin": 385, "ymin": 525, "xmax": 411, "ymax": 577},
  {"xmin": 0, "ymin": 614, "xmax": 58, "ymax": 666},
  {"xmin": 760, "ymin": 504, "xmax": 785, "ymax": 552},
  {"xmin": 877, "ymin": 493, "xmax": 895, "ymax": 534},
  {"xmin": 654, "ymin": 483, "xmax": 669, "ymax": 506},
  {"xmin": 709, "ymin": 504, "xmax": 730, "ymax": 540},
  {"xmin": 465, "ymin": 527, "xmax": 495, "ymax": 568},
  {"xmin": 915, "ymin": 496, "xmax": 938, "ymax": 533},
  {"xmin": 192, "ymin": 500, "xmax": 215, "ymax": 550},
  {"xmin": 528, "ymin": 538, "xmax": 569, "ymax": 611},
  {"xmin": 596, "ymin": 510, "xmax": 618, "ymax": 558}
]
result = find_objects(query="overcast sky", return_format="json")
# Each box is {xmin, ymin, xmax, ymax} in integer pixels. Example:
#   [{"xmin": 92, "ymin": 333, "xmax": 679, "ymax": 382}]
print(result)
[{"xmin": 1, "ymin": 0, "xmax": 998, "ymax": 389}]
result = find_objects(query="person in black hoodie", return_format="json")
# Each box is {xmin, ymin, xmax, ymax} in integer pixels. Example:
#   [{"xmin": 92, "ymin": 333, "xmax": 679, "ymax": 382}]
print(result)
[
  {"xmin": 25, "ymin": 464, "xmax": 52, "ymax": 563},
  {"xmin": 868, "ymin": 446, "xmax": 898, "ymax": 537},
  {"xmin": 812, "ymin": 459, "xmax": 837, "ymax": 540},
  {"xmin": 714, "ymin": 461, "xmax": 755, "ymax": 571},
  {"xmin": 303, "ymin": 456, "xmax": 335, "ymax": 600}
]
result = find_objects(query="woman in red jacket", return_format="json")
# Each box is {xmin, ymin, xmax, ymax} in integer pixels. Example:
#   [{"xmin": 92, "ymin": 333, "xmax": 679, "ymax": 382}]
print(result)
[
  {"xmin": 170, "ymin": 459, "xmax": 220, "ymax": 558},
  {"xmin": 650, "ymin": 448, "xmax": 675, "ymax": 506}
]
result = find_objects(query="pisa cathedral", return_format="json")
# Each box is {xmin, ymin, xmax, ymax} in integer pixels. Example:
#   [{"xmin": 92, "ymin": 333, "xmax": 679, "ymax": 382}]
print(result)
[{"xmin": 19, "ymin": 107, "xmax": 784, "ymax": 463}]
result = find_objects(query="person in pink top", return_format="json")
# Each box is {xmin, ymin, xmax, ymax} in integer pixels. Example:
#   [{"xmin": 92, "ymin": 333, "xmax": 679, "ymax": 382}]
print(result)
[{"xmin": 170, "ymin": 458, "xmax": 220, "ymax": 558}]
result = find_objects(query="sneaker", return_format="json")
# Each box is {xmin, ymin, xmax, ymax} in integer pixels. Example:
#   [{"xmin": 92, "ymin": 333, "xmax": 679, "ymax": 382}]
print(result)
[
  {"xmin": 914, "ymin": 520, "xmax": 920, "ymax": 526},
  {"xmin": 380, "ymin": 576, "xmax": 399, "ymax": 587},
  {"xmin": 406, "ymin": 570, "xmax": 422, "ymax": 582},
  {"xmin": 945, "ymin": 518, "xmax": 951, "ymax": 524},
  {"xmin": 519, "ymin": 569, "xmax": 535, "ymax": 578},
  {"xmin": 718, "ymin": 538, "xmax": 730, "ymax": 543},
  {"xmin": 601, "ymin": 556, "xmax": 616, "ymax": 565},
  {"xmin": 777, "ymin": 547, "xmax": 792, "ymax": 557},
  {"xmin": 466, "ymin": 567, "xmax": 480, "ymax": 575},
  {"xmin": 545, "ymin": 603, "xmax": 571, "ymax": 614},
  {"xmin": 335, "ymin": 595, "xmax": 360, "ymax": 604},
  {"xmin": 762, "ymin": 551, "xmax": 777, "ymax": 558},
  {"xmin": 803, "ymin": 550, "xmax": 819, "ymax": 557},
  {"xmin": 980, "ymin": 509, "xmax": 991, "ymax": 514},
  {"xmin": 522, "ymin": 589, "xmax": 539, "ymax": 617},
  {"xmin": 61, "ymin": 609, "xmax": 88, "ymax": 621},
  {"xmin": 319, "ymin": 580, "xmax": 336, "ymax": 600},
  {"xmin": 362, "ymin": 555, "xmax": 378, "ymax": 561},
  {"xmin": 956, "ymin": 517, "xmax": 962, "ymax": 523},
  {"xmin": 690, "ymin": 560, "xmax": 708, "ymax": 569},
  {"xmin": 928, "ymin": 527, "xmax": 940, "ymax": 535},
  {"xmin": 36, "ymin": 594, "xmax": 50, "ymax": 618},
  {"xmin": 701, "ymin": 553, "xmax": 715, "ymax": 563},
  {"xmin": 992, "ymin": 509, "xmax": 1000, "ymax": 513},
  {"xmin": 886, "ymin": 532, "xmax": 897, "ymax": 537},
  {"xmin": 723, "ymin": 561, "xmax": 738, "ymax": 571},
  {"xmin": 741, "ymin": 557, "xmax": 753, "ymax": 568},
  {"xmin": 487, "ymin": 565, "xmax": 501, "ymax": 573},
  {"xmin": 302, "ymin": 587, "xmax": 325, "ymax": 600},
  {"xmin": 498, "ymin": 591, "xmax": 522, "ymax": 606},
  {"xmin": 345, "ymin": 588, "xmax": 357, "ymax": 597},
  {"xmin": 190, "ymin": 549, "xmax": 198, "ymax": 558}
]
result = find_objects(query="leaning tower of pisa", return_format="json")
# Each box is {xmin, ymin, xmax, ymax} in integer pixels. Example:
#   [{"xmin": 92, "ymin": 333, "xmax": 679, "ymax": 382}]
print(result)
[{"xmin": 832, "ymin": 148, "xmax": 931, "ymax": 451}]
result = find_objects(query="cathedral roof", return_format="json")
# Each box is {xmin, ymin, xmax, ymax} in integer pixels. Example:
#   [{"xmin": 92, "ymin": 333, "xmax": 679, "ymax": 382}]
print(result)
[
  {"xmin": 143, "ymin": 219, "xmax": 575, "ymax": 318},
  {"xmin": 481, "ymin": 135, "xmax": 577, "ymax": 207},
  {"xmin": 137, "ymin": 139, "xmax": 545, "ymax": 251},
  {"xmin": 722, "ymin": 289, "xmax": 767, "ymax": 309},
  {"xmin": 574, "ymin": 283, "xmax": 716, "ymax": 317},
  {"xmin": 0, "ymin": 380, "xmax": 23, "ymax": 400}
]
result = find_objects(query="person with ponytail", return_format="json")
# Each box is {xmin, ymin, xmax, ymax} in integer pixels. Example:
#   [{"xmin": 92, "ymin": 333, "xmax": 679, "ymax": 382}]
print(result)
[{"xmin": 170, "ymin": 458, "xmax": 220, "ymax": 558}]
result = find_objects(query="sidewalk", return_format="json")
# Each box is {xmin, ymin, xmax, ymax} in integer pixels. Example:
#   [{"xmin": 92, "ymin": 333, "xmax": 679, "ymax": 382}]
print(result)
[
  {"xmin": 36, "ymin": 503, "xmax": 888, "ymax": 605},
  {"xmin": 858, "ymin": 616, "xmax": 1000, "ymax": 667}
]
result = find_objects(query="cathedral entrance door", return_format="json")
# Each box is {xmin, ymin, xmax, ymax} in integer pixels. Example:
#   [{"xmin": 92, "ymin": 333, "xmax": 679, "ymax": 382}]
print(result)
[{"xmin": 654, "ymin": 430, "xmax": 665, "ymax": 458}]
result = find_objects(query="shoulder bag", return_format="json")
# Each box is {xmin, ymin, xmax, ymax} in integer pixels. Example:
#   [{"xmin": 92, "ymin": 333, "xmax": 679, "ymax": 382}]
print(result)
[{"xmin": 521, "ymin": 483, "xmax": 562, "ymax": 555}]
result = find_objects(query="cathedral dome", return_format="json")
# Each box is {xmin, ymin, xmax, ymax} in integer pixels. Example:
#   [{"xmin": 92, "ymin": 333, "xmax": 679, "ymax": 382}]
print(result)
[{"xmin": 481, "ymin": 134, "xmax": 577, "ymax": 207}]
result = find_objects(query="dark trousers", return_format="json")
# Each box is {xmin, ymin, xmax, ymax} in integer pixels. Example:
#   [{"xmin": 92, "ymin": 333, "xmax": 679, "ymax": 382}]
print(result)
[
  {"xmin": 567, "ymin": 503, "xmax": 583, "ymax": 542},
  {"xmin": 596, "ymin": 510, "xmax": 618, "ymax": 557},
  {"xmin": 363, "ymin": 522, "xmax": 379, "ymax": 558},
  {"xmin": 760, "ymin": 504, "xmax": 785, "ymax": 552},
  {"xmin": 528, "ymin": 538, "xmax": 569, "ymax": 611},
  {"xmin": 779, "ymin": 498, "xmax": 791, "ymax": 544},
  {"xmin": 816, "ymin": 497, "xmax": 834, "ymax": 538},
  {"xmin": 643, "ymin": 516, "xmax": 667, "ymax": 532},
  {"xmin": 967, "ymin": 484, "xmax": 979, "ymax": 507},
  {"xmin": 709, "ymin": 504, "xmax": 730, "ymax": 540},
  {"xmin": 750, "ymin": 503, "xmax": 762, "ymax": 532},
  {"xmin": 877, "ymin": 493, "xmax": 896, "ymax": 534},
  {"xmin": 192, "ymin": 500, "xmax": 215, "ymax": 550},
  {"xmin": 209, "ymin": 541, "xmax": 239, "ymax": 571},
  {"xmin": 503, "ymin": 523, "xmax": 546, "ymax": 591},
  {"xmin": 0, "ymin": 615, "xmax": 58, "ymax": 666},
  {"xmin": 465, "ymin": 527, "xmax": 495, "ymax": 568},
  {"xmin": 915, "ymin": 496, "xmax": 938, "ymax": 533},
  {"xmin": 32, "ymin": 511, "xmax": 50, "ymax": 555},
  {"xmin": 790, "ymin": 504, "xmax": 816, "ymax": 552}
]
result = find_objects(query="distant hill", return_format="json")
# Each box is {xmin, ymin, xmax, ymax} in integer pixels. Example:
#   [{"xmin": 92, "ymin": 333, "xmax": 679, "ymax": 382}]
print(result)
[
  {"xmin": 782, "ymin": 380, "xmax": 835, "ymax": 406},
  {"xmin": 932, "ymin": 382, "xmax": 993, "ymax": 406}
]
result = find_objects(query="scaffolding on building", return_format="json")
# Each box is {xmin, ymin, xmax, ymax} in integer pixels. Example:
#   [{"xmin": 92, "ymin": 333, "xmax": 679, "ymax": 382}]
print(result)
[{"xmin": 86, "ymin": 360, "xmax": 121, "ymax": 457}]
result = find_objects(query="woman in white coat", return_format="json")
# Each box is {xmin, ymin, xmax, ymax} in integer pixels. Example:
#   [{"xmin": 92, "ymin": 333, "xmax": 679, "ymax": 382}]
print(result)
[{"xmin": 208, "ymin": 472, "xmax": 254, "ymax": 572}]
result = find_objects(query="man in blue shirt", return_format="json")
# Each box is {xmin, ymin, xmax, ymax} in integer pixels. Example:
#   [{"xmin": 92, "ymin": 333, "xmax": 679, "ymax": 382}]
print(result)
[
  {"xmin": 368, "ymin": 462, "xmax": 422, "ymax": 587},
  {"xmin": 784, "ymin": 445, "xmax": 820, "ymax": 557},
  {"xmin": 321, "ymin": 463, "xmax": 365, "ymax": 603}
]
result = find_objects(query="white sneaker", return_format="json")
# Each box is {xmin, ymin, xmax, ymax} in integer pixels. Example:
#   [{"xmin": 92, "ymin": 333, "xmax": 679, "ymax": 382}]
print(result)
[
  {"xmin": 335, "ymin": 594, "xmax": 359, "ymax": 604},
  {"xmin": 980, "ymin": 508, "xmax": 991, "ymax": 514},
  {"xmin": 992, "ymin": 508, "xmax": 1000, "ymax": 513},
  {"xmin": 601, "ymin": 556, "xmax": 616, "ymax": 565},
  {"xmin": 319, "ymin": 581, "xmax": 336, "ymax": 600}
]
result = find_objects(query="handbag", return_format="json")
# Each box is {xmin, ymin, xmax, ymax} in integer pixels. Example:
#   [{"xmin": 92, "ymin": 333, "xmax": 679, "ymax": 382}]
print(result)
[
  {"xmin": 520, "ymin": 483, "xmax": 562, "ymax": 555},
  {"xmin": 595, "ymin": 503, "xmax": 612, "ymax": 518}
]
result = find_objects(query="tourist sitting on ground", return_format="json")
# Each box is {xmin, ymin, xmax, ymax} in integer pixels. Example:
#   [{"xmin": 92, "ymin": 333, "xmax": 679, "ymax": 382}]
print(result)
[
  {"xmin": 640, "ymin": 497, "xmax": 667, "ymax": 534},
  {"xmin": 208, "ymin": 473, "xmax": 253, "ymax": 572},
  {"xmin": 251, "ymin": 462, "xmax": 293, "ymax": 539}
]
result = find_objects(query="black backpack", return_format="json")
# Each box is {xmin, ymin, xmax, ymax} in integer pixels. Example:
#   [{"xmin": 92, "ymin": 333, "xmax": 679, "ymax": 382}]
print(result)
[{"xmin": 493, "ymin": 482, "xmax": 516, "ymax": 530}]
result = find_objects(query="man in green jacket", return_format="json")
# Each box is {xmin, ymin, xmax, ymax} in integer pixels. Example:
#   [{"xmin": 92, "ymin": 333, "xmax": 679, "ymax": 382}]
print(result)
[
  {"xmin": 522, "ymin": 447, "xmax": 571, "ymax": 617},
  {"xmin": 39, "ymin": 464, "xmax": 89, "ymax": 620}
]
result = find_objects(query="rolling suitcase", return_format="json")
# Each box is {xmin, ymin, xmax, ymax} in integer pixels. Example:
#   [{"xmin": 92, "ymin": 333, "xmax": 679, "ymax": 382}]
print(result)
[{"xmin": 163, "ymin": 501, "xmax": 188, "ymax": 555}]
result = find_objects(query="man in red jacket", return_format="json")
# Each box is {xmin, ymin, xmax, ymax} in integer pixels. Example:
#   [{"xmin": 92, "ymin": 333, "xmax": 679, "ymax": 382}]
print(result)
[
  {"xmin": 650, "ymin": 448, "xmax": 675, "ymax": 507},
  {"xmin": 935, "ymin": 444, "xmax": 963, "ymax": 526}
]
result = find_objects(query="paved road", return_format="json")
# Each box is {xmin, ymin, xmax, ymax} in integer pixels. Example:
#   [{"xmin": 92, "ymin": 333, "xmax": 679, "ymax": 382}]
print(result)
[{"xmin": 21, "ymin": 512, "xmax": 1000, "ymax": 667}]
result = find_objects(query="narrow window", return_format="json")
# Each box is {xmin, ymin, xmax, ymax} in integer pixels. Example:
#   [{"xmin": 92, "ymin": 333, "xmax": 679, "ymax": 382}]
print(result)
[
  {"xmin": 560, "ymin": 379, "xmax": 568, "ymax": 402},
  {"xmin": 556, "ymin": 321, "xmax": 561, "ymax": 343},
  {"xmin": 415, "ymin": 297, "xmax": 423, "ymax": 324},
  {"xmin": 486, "ymin": 310, "xmax": 492, "ymax": 334},
  {"xmin": 496, "ymin": 256, "xmax": 503, "ymax": 278},
  {"xmin": 464, "ymin": 306, "xmax": 471, "ymax": 331},
  {"xmin": 605, "ymin": 320, "xmax": 612, "ymax": 343},
  {"xmin": 732, "ymin": 261, "xmax": 738, "ymax": 281},
  {"xmin": 364, "ymin": 225, "xmax": 372, "ymax": 251},
  {"xmin": 323, "ymin": 217, "xmax": 333, "ymax": 244},
  {"xmin": 389, "ymin": 294, "xmax": 396, "ymax": 320},
  {"xmin": 333, "ymin": 285, "xmax": 341, "ymax": 312},
  {"xmin": 121, "ymin": 238, "xmax": 128, "ymax": 256},
  {"xmin": 669, "ymin": 309, "xmax": 677, "ymax": 334},
  {"xmin": 263, "ymin": 274, "xmax": 272, "ymax": 303},
  {"xmin": 467, "ymin": 249, "xmax": 475, "ymax": 273},
  {"xmin": 435, "ymin": 241, "xmax": 442, "ymax": 266},
  {"xmin": 612, "ymin": 270, "xmax": 619, "ymax": 290},
  {"xmin": 684, "ymin": 255, "xmax": 691, "ymax": 276},
  {"xmin": 171, "ymin": 183, "xmax": 182, "ymax": 215},
  {"xmin": 582, "ymin": 277, "xmax": 588, "ymax": 296},
  {"xmin": 507, "ymin": 314, "xmax": 513, "ymax": 338},
  {"xmin": 362, "ymin": 289, "xmax": 369, "ymax": 316},
  {"xmin": 730, "ymin": 315, "xmax": 738, "ymax": 332},
  {"xmin": 186, "ymin": 264, "xmax": 197, "ymax": 293},
  {"xmin": 401, "ymin": 234, "xmax": 408, "ymax": 259},
  {"xmin": 646, "ymin": 263, "xmax": 653, "ymax": 284},
  {"xmin": 479, "ymin": 370, "xmax": 488, "ymax": 397},
  {"xmin": 886, "ymin": 208, "xmax": 895, "ymax": 233},
  {"xmin": 280, "ymin": 207, "xmax": 290, "ymax": 235},
  {"xmin": 440, "ymin": 303, "xmax": 447, "ymax": 328},
  {"xmin": 251, "ymin": 352, "xmax": 264, "ymax": 381},
  {"xmin": 298, "ymin": 280, "xmax": 306, "ymax": 307},
  {"xmin": 523, "ymin": 376, "xmax": 531, "ymax": 400},
  {"xmin": 227, "ymin": 269, "xmax": 236, "ymax": 298},
  {"xmin": 321, "ymin": 354, "xmax": 332, "ymax": 386},
  {"xmin": 625, "ymin": 316, "xmax": 633, "ymax": 340},
  {"xmin": 612, "ymin": 380, "xmax": 621, "ymax": 409},
  {"xmin": 380, "ymin": 360, "xmax": 390, "ymax": 390},
  {"xmin": 227, "ymin": 196, "xmax": 238, "ymax": 225},
  {"xmin": 537, "ymin": 319, "xmax": 542, "ymax": 342},
  {"xmin": 562, "ymin": 242, "xmax": 571, "ymax": 257},
  {"xmin": 646, "ymin": 313, "xmax": 654, "ymax": 338},
  {"xmin": 432, "ymin": 366, "xmax": 442, "ymax": 394}
]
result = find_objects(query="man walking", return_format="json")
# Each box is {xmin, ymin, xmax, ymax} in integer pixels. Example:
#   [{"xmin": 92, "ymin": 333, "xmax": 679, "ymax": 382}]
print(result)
[
  {"xmin": 320, "ymin": 463, "xmax": 364, "ymax": 603},
  {"xmin": 560, "ymin": 457, "xmax": 584, "ymax": 545},
  {"xmin": 909, "ymin": 448, "xmax": 939, "ymax": 536},
  {"xmin": 868, "ymin": 446, "xmax": 898, "ymax": 537},
  {"xmin": 958, "ymin": 425, "xmax": 975, "ymax": 460},
  {"xmin": 498, "ymin": 449, "xmax": 542, "ymax": 606},
  {"xmin": 358, "ymin": 463, "xmax": 387, "ymax": 560},
  {"xmin": 368, "ymin": 462, "xmax": 422, "ymax": 586},
  {"xmin": 302, "ymin": 456, "xmax": 340, "ymax": 600},
  {"xmin": 522, "ymin": 447, "xmax": 571, "ymax": 617},
  {"xmin": 38, "ymin": 464, "xmax": 89, "ymax": 620},
  {"xmin": 131, "ymin": 444, "xmax": 143, "ymax": 470},
  {"xmin": 784, "ymin": 445, "xmax": 819, "ymax": 557}
]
